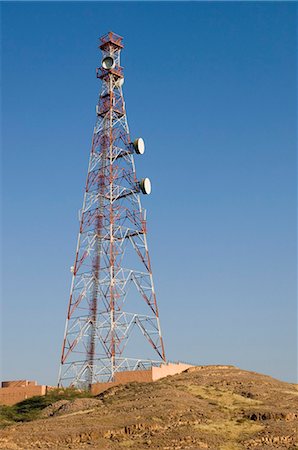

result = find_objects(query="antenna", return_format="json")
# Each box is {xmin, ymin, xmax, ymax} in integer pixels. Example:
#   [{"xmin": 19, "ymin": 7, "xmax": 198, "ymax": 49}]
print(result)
[{"xmin": 58, "ymin": 32, "xmax": 166, "ymax": 388}]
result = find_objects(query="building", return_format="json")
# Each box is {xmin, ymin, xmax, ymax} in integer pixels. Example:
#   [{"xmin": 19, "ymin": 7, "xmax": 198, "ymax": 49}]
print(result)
[{"xmin": 0, "ymin": 380, "xmax": 49, "ymax": 406}]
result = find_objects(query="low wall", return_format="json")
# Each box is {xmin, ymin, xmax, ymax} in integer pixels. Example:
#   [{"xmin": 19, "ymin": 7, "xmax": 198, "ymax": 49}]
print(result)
[
  {"xmin": 2, "ymin": 380, "xmax": 37, "ymax": 388},
  {"xmin": 152, "ymin": 362, "xmax": 192, "ymax": 381},
  {"xmin": 0, "ymin": 384, "xmax": 47, "ymax": 406},
  {"xmin": 91, "ymin": 362, "xmax": 193, "ymax": 395},
  {"xmin": 115, "ymin": 368, "xmax": 153, "ymax": 383},
  {"xmin": 90, "ymin": 381, "xmax": 115, "ymax": 396},
  {"xmin": 1, "ymin": 363, "xmax": 195, "ymax": 404}
]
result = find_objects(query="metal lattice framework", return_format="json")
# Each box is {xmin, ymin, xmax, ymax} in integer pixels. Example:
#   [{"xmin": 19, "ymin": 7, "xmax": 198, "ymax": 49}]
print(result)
[{"xmin": 58, "ymin": 32, "xmax": 166, "ymax": 388}]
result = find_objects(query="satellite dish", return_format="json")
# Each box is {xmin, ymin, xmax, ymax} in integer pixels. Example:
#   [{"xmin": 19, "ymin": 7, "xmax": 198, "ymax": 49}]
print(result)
[
  {"xmin": 139, "ymin": 177, "xmax": 151, "ymax": 195},
  {"xmin": 133, "ymin": 138, "xmax": 145, "ymax": 155},
  {"xmin": 102, "ymin": 56, "xmax": 115, "ymax": 70}
]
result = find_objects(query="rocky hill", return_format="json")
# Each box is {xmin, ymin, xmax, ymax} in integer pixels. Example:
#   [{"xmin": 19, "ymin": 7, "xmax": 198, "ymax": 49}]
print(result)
[{"xmin": 0, "ymin": 365, "xmax": 297, "ymax": 449}]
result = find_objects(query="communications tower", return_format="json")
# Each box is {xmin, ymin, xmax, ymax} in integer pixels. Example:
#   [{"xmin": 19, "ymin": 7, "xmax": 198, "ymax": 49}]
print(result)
[{"xmin": 58, "ymin": 32, "xmax": 166, "ymax": 388}]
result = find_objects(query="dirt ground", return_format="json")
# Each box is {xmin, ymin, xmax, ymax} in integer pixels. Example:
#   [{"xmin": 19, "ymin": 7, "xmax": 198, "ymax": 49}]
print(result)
[{"xmin": 0, "ymin": 365, "xmax": 297, "ymax": 450}]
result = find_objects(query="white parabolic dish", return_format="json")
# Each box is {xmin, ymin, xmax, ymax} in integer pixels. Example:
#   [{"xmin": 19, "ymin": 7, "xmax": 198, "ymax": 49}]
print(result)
[
  {"xmin": 140, "ymin": 177, "xmax": 151, "ymax": 195},
  {"xmin": 134, "ymin": 138, "xmax": 145, "ymax": 155}
]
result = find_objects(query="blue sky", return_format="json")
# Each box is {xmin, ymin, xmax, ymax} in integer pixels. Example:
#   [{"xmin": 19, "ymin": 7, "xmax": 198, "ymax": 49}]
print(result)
[{"xmin": 1, "ymin": 2, "xmax": 297, "ymax": 384}]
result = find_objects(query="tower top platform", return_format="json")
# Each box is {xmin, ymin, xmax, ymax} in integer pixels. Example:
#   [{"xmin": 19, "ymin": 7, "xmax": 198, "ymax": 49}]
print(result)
[{"xmin": 99, "ymin": 32, "xmax": 124, "ymax": 50}]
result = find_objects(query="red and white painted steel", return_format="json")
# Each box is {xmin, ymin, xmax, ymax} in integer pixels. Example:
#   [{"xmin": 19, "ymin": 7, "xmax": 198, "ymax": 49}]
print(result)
[{"xmin": 58, "ymin": 32, "xmax": 166, "ymax": 388}]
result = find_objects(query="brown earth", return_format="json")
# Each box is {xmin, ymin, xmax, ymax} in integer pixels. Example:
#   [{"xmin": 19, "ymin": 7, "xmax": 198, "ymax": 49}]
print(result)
[{"xmin": 0, "ymin": 365, "xmax": 297, "ymax": 450}]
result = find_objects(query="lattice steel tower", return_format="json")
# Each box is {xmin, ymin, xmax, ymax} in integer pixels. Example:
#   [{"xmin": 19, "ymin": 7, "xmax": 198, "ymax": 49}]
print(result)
[{"xmin": 58, "ymin": 32, "xmax": 166, "ymax": 388}]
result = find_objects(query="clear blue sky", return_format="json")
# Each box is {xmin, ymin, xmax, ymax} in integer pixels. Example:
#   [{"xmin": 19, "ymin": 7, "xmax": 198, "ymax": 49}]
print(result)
[{"xmin": 1, "ymin": 2, "xmax": 297, "ymax": 384}]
